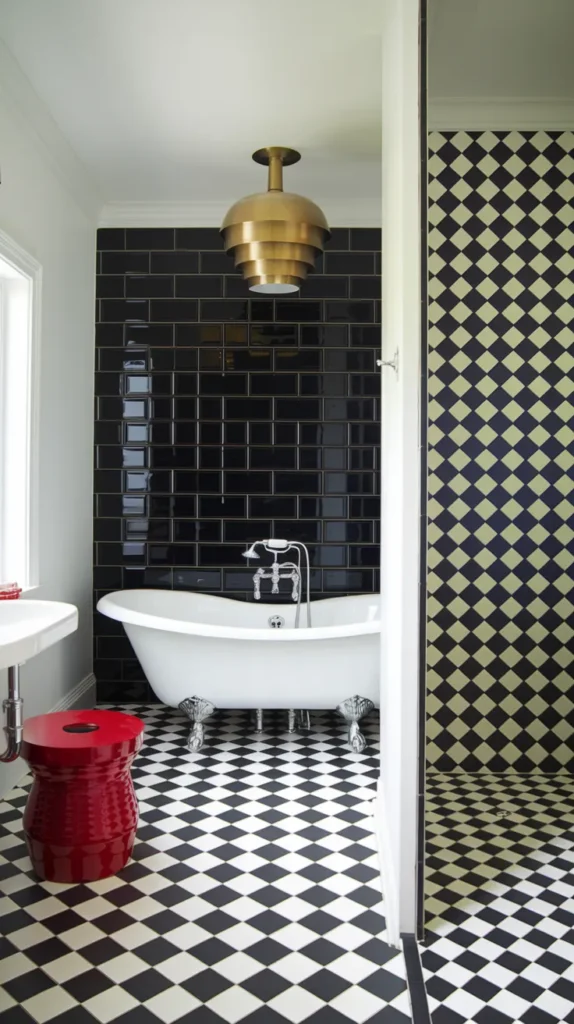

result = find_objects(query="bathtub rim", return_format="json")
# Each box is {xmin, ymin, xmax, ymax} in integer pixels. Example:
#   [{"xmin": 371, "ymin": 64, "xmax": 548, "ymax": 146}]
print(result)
[{"xmin": 97, "ymin": 589, "xmax": 381, "ymax": 643}]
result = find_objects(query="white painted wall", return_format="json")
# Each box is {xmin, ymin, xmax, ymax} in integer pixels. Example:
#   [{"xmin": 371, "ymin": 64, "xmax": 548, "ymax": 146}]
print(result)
[
  {"xmin": 376, "ymin": 0, "xmax": 422, "ymax": 942},
  {"xmin": 0, "ymin": 55, "xmax": 98, "ymax": 795}
]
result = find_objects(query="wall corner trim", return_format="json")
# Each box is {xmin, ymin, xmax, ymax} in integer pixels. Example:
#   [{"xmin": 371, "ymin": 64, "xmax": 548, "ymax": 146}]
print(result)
[
  {"xmin": 428, "ymin": 95, "xmax": 574, "ymax": 130},
  {"xmin": 50, "ymin": 672, "xmax": 97, "ymax": 713},
  {"xmin": 373, "ymin": 779, "xmax": 401, "ymax": 949}
]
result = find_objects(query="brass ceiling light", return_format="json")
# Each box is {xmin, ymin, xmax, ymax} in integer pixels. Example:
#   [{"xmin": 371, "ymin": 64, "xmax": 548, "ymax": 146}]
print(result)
[{"xmin": 220, "ymin": 147, "xmax": 330, "ymax": 294}]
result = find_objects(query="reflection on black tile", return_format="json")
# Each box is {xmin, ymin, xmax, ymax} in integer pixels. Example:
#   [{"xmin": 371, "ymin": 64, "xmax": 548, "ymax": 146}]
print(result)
[
  {"xmin": 126, "ymin": 276, "xmax": 174, "ymax": 298},
  {"xmin": 176, "ymin": 228, "xmax": 222, "ymax": 250},
  {"xmin": 151, "ymin": 252, "xmax": 198, "ymax": 274},
  {"xmin": 150, "ymin": 299, "xmax": 198, "ymax": 322},
  {"xmin": 249, "ymin": 496, "xmax": 297, "ymax": 518},
  {"xmin": 325, "ymin": 252, "xmax": 375, "ymax": 275},
  {"xmin": 350, "ymin": 228, "xmax": 382, "ymax": 251},
  {"xmin": 126, "ymin": 228, "xmax": 175, "ymax": 250},
  {"xmin": 276, "ymin": 301, "xmax": 322, "ymax": 322},
  {"xmin": 95, "ymin": 226, "xmax": 381, "ymax": 695}
]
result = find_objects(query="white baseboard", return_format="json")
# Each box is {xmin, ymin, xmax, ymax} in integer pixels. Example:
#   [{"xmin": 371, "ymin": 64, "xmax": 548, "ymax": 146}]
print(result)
[
  {"xmin": 50, "ymin": 672, "xmax": 97, "ymax": 713},
  {"xmin": 372, "ymin": 778, "xmax": 400, "ymax": 948}
]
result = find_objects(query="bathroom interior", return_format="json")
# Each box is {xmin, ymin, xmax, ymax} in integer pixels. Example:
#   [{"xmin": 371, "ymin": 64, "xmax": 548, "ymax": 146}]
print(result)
[{"xmin": 0, "ymin": 1, "xmax": 573, "ymax": 1023}]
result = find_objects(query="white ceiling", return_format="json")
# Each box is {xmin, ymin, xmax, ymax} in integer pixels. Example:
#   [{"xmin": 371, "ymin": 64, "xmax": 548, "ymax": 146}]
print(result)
[{"xmin": 0, "ymin": 0, "xmax": 572, "ymax": 209}]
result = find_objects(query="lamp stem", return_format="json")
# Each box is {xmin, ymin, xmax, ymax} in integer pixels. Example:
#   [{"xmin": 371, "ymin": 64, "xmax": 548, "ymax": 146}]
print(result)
[{"xmin": 268, "ymin": 154, "xmax": 284, "ymax": 191}]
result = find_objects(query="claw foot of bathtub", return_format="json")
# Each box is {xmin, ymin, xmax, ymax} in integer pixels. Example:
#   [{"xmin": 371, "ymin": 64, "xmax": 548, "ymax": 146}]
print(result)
[
  {"xmin": 253, "ymin": 708, "xmax": 264, "ymax": 734},
  {"xmin": 179, "ymin": 697, "xmax": 215, "ymax": 753},
  {"xmin": 336, "ymin": 695, "xmax": 374, "ymax": 753},
  {"xmin": 297, "ymin": 710, "xmax": 311, "ymax": 731},
  {"xmin": 288, "ymin": 709, "xmax": 296, "ymax": 733}
]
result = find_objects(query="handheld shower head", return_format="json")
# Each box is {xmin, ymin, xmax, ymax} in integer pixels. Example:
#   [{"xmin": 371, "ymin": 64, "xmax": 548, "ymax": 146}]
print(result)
[{"xmin": 242, "ymin": 543, "xmax": 261, "ymax": 559}]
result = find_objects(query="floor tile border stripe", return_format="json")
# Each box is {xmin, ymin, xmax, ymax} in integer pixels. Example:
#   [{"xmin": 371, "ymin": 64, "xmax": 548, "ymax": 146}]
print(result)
[{"xmin": 402, "ymin": 933, "xmax": 432, "ymax": 1024}]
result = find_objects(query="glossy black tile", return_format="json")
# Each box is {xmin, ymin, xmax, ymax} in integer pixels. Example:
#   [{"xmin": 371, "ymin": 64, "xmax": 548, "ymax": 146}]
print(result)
[
  {"xmin": 251, "ymin": 373, "xmax": 297, "ymax": 396},
  {"xmin": 176, "ymin": 324, "xmax": 222, "ymax": 346},
  {"xmin": 325, "ymin": 300, "xmax": 374, "ymax": 323},
  {"xmin": 223, "ymin": 521, "xmax": 272, "ymax": 543},
  {"xmin": 126, "ymin": 276, "xmax": 174, "ymax": 298},
  {"xmin": 275, "ymin": 472, "xmax": 321, "ymax": 494},
  {"xmin": 199, "ymin": 373, "xmax": 247, "ymax": 396},
  {"xmin": 275, "ymin": 398, "xmax": 322, "ymax": 420},
  {"xmin": 248, "ymin": 496, "xmax": 295, "ymax": 518},
  {"xmin": 300, "ymin": 374, "xmax": 347, "ymax": 396},
  {"xmin": 201, "ymin": 300, "xmax": 248, "ymax": 321},
  {"xmin": 96, "ymin": 276, "xmax": 125, "ymax": 298},
  {"xmin": 325, "ymin": 252, "xmax": 375, "ymax": 275},
  {"xmin": 350, "ymin": 228, "xmax": 382, "ymax": 251},
  {"xmin": 350, "ymin": 324, "xmax": 380, "ymax": 347},
  {"xmin": 176, "ymin": 276, "xmax": 223, "ymax": 298},
  {"xmin": 174, "ymin": 349, "xmax": 199, "ymax": 370},
  {"xmin": 199, "ymin": 495, "xmax": 246, "ymax": 517},
  {"xmin": 276, "ymin": 301, "xmax": 322, "ymax": 322},
  {"xmin": 227, "ymin": 349, "xmax": 272, "ymax": 372},
  {"xmin": 300, "ymin": 423, "xmax": 347, "ymax": 446},
  {"xmin": 350, "ymin": 277, "xmax": 381, "ymax": 300},
  {"xmin": 300, "ymin": 324, "xmax": 348, "ymax": 347},
  {"xmin": 96, "ymin": 324, "xmax": 124, "ymax": 347},
  {"xmin": 225, "ymin": 422, "xmax": 247, "ymax": 444},
  {"xmin": 97, "ymin": 228, "xmax": 125, "ymax": 250},
  {"xmin": 100, "ymin": 300, "xmax": 149, "ymax": 323},
  {"xmin": 174, "ymin": 471, "xmax": 220, "ymax": 493},
  {"xmin": 150, "ymin": 299, "xmax": 198, "ymax": 321},
  {"xmin": 174, "ymin": 520, "xmax": 221, "ymax": 542},
  {"xmin": 274, "ymin": 423, "xmax": 298, "ymax": 445},
  {"xmin": 101, "ymin": 251, "xmax": 150, "ymax": 274},
  {"xmin": 251, "ymin": 324, "xmax": 298, "ymax": 346},
  {"xmin": 301, "ymin": 276, "xmax": 348, "ymax": 299},
  {"xmin": 224, "ymin": 471, "xmax": 272, "ymax": 493},
  {"xmin": 324, "ymin": 521, "xmax": 374, "ymax": 543},
  {"xmin": 176, "ymin": 228, "xmax": 222, "ymax": 250},
  {"xmin": 201, "ymin": 251, "xmax": 240, "ymax": 274},
  {"xmin": 251, "ymin": 447, "xmax": 297, "ymax": 470},
  {"xmin": 226, "ymin": 398, "xmax": 272, "ymax": 420},
  {"xmin": 126, "ymin": 228, "xmax": 175, "ymax": 250},
  {"xmin": 198, "ymin": 544, "xmax": 250, "ymax": 567},
  {"xmin": 151, "ymin": 252, "xmax": 198, "ymax": 274},
  {"xmin": 94, "ymin": 225, "xmax": 381, "ymax": 697},
  {"xmin": 126, "ymin": 323, "xmax": 174, "ymax": 347}
]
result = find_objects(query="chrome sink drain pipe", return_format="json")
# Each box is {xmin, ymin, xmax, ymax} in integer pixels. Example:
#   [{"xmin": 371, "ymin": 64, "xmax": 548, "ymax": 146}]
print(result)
[{"xmin": 0, "ymin": 665, "xmax": 23, "ymax": 762}]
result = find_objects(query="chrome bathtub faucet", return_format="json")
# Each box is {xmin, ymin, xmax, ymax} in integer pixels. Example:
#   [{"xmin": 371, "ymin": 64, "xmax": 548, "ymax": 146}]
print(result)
[{"xmin": 253, "ymin": 561, "xmax": 300, "ymax": 602}]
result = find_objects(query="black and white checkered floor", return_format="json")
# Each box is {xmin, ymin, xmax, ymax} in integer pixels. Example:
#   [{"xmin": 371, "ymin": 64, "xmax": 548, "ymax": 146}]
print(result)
[
  {"xmin": 0, "ymin": 705, "xmax": 412, "ymax": 1023},
  {"xmin": 422, "ymin": 773, "xmax": 574, "ymax": 1024}
]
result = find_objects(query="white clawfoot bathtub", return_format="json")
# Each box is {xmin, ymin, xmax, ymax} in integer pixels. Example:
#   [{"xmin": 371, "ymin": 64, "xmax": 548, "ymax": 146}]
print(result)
[{"xmin": 97, "ymin": 590, "xmax": 380, "ymax": 718}]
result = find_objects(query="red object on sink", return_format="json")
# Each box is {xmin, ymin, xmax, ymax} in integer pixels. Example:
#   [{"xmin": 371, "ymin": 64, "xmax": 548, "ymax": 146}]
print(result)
[
  {"xmin": 21, "ymin": 709, "xmax": 144, "ymax": 882},
  {"xmin": 0, "ymin": 582, "xmax": 22, "ymax": 599}
]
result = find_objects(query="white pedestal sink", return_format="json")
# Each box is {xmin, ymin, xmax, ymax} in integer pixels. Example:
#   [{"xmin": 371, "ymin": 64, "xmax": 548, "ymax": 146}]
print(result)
[{"xmin": 0, "ymin": 600, "xmax": 78, "ymax": 761}]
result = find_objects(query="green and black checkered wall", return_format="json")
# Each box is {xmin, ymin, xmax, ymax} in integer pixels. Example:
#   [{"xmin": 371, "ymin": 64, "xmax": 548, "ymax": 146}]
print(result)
[{"xmin": 426, "ymin": 131, "xmax": 574, "ymax": 773}]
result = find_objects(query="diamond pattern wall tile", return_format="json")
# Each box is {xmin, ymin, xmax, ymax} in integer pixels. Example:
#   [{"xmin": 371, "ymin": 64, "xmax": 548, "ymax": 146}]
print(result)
[{"xmin": 426, "ymin": 131, "xmax": 574, "ymax": 773}]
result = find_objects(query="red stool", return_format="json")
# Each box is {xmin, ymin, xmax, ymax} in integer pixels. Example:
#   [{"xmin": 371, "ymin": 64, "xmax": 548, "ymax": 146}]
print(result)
[{"xmin": 21, "ymin": 709, "xmax": 144, "ymax": 883}]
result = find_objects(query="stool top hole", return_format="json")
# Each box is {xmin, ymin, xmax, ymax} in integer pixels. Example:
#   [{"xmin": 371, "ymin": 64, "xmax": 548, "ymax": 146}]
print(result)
[{"xmin": 62, "ymin": 723, "xmax": 100, "ymax": 733}]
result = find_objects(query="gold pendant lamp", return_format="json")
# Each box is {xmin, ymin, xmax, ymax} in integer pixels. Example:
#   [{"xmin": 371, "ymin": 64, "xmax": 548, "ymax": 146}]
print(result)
[{"xmin": 220, "ymin": 147, "xmax": 330, "ymax": 294}]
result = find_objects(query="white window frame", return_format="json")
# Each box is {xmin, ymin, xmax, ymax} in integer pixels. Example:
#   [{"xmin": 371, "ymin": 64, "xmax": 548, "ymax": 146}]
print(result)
[{"xmin": 0, "ymin": 229, "xmax": 42, "ymax": 589}]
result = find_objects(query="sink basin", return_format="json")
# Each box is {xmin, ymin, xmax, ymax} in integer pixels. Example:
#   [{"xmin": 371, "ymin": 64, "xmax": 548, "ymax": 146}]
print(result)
[{"xmin": 0, "ymin": 600, "xmax": 78, "ymax": 670}]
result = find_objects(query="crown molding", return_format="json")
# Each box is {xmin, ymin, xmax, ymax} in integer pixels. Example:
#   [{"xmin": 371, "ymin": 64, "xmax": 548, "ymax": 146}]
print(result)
[
  {"xmin": 428, "ymin": 96, "xmax": 574, "ymax": 130},
  {"xmin": 0, "ymin": 38, "xmax": 101, "ymax": 222},
  {"xmin": 98, "ymin": 198, "xmax": 382, "ymax": 228}
]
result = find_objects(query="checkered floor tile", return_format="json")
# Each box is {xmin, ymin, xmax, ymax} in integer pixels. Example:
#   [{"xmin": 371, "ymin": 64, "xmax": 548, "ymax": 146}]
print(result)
[
  {"xmin": 0, "ymin": 705, "xmax": 411, "ymax": 1023},
  {"xmin": 422, "ymin": 773, "xmax": 574, "ymax": 1024}
]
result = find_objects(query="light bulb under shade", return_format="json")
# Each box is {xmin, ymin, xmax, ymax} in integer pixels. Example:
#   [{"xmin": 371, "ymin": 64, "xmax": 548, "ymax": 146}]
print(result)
[{"xmin": 250, "ymin": 282, "xmax": 300, "ymax": 294}]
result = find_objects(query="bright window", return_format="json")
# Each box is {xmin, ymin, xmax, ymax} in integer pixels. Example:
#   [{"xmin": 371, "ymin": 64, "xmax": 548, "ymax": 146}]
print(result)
[{"xmin": 0, "ymin": 231, "xmax": 41, "ymax": 588}]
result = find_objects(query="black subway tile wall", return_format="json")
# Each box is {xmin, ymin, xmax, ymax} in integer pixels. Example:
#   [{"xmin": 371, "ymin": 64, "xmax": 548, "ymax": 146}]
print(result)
[{"xmin": 94, "ymin": 227, "xmax": 381, "ymax": 699}]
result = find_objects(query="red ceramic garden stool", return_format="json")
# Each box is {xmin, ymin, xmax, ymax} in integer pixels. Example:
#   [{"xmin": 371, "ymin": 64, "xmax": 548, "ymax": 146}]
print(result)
[{"xmin": 21, "ymin": 709, "xmax": 144, "ymax": 883}]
